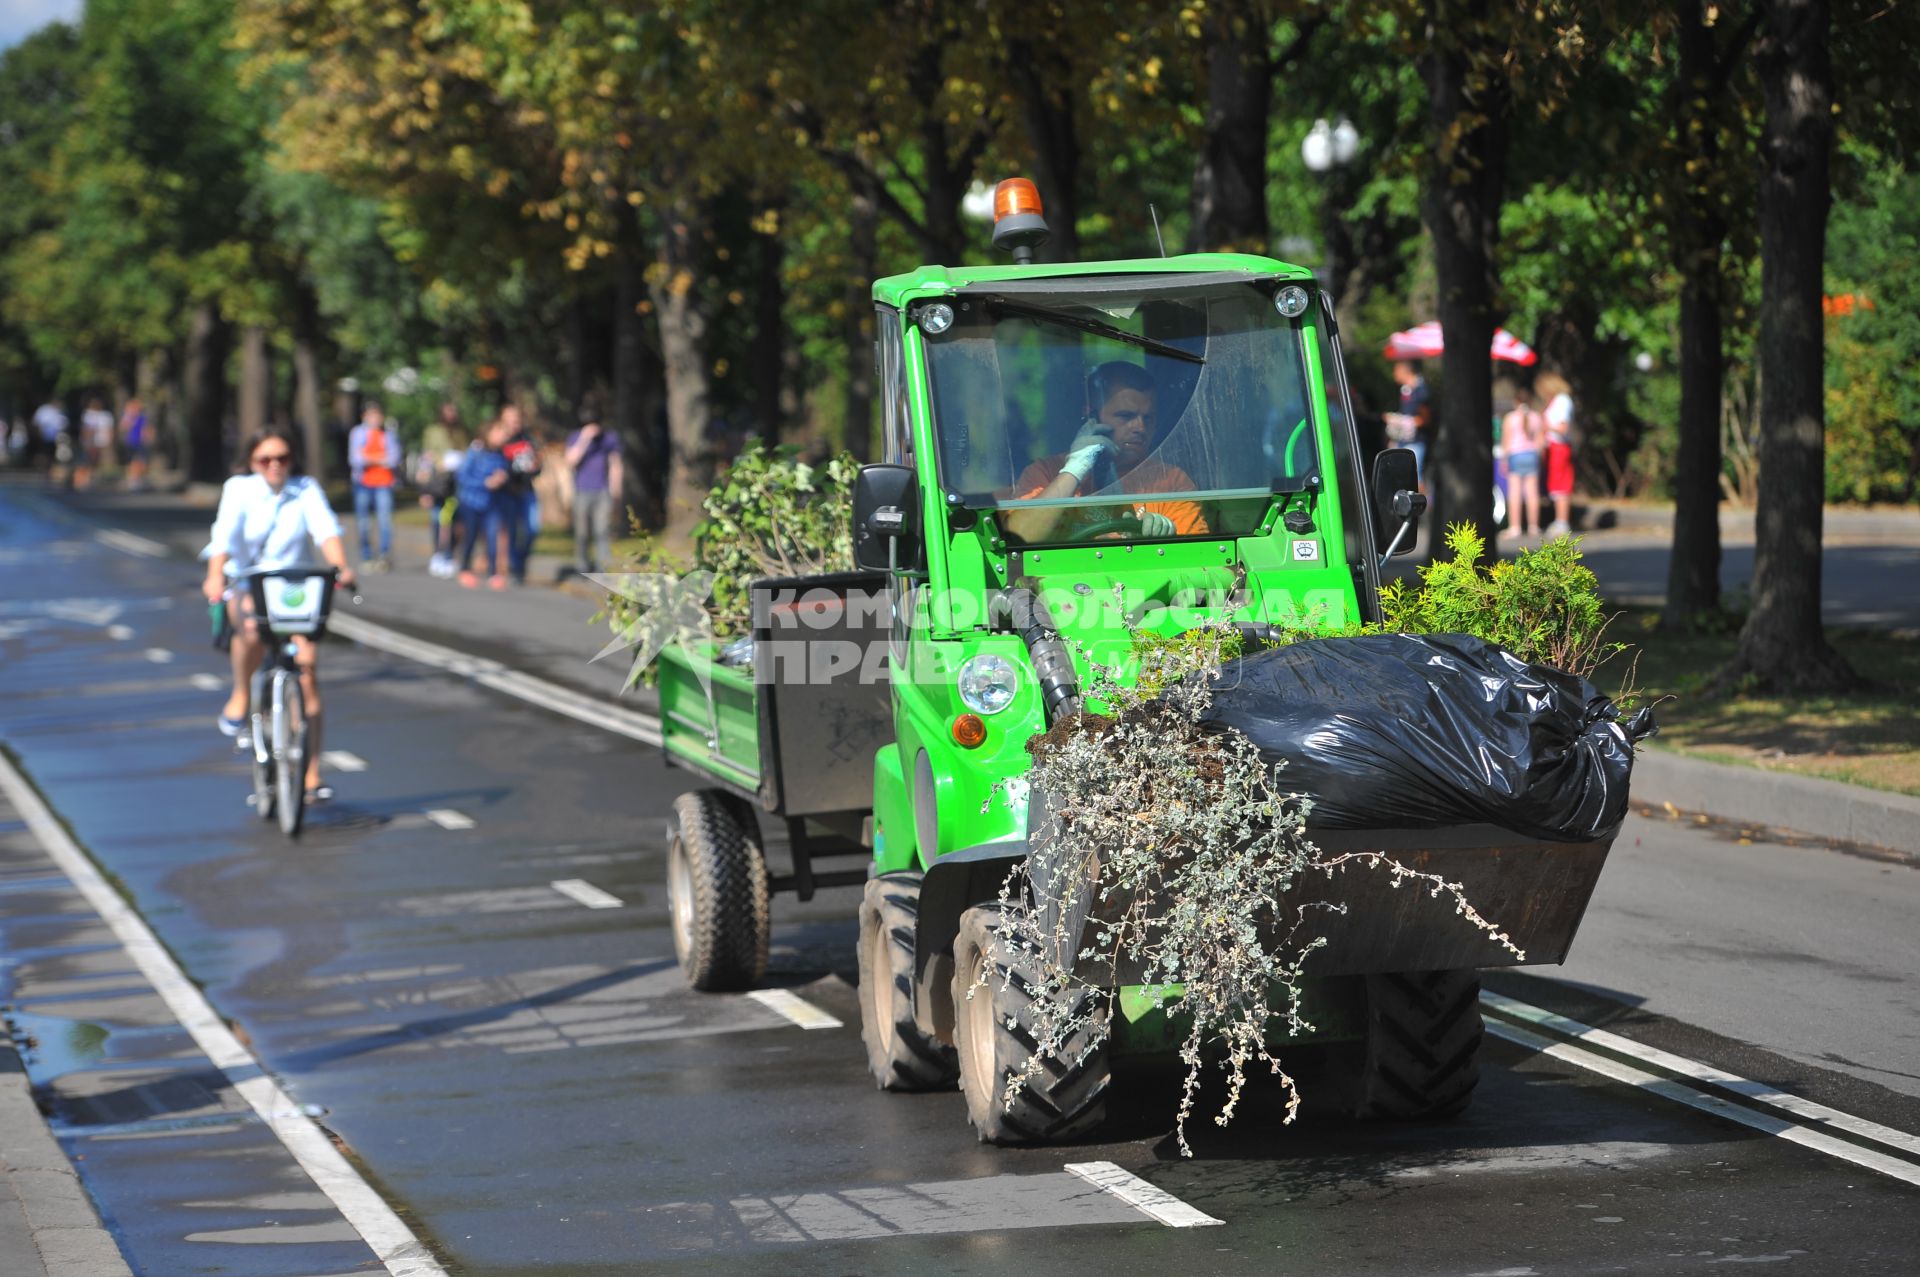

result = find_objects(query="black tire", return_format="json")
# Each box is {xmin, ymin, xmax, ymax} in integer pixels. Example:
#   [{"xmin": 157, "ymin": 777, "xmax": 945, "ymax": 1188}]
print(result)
[
  {"xmin": 249, "ymin": 696, "xmax": 275, "ymax": 823},
  {"xmin": 666, "ymin": 789, "xmax": 770, "ymax": 991},
  {"xmin": 273, "ymin": 672, "xmax": 307, "ymax": 838},
  {"xmin": 1332, "ymin": 971, "xmax": 1484, "ymax": 1120},
  {"xmin": 857, "ymin": 873, "xmax": 958, "ymax": 1092},
  {"xmin": 950, "ymin": 902, "xmax": 1109, "ymax": 1144}
]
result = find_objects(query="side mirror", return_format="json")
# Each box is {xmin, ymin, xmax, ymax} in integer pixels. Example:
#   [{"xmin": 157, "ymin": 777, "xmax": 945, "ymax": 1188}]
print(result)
[
  {"xmin": 852, "ymin": 463, "xmax": 921, "ymax": 572},
  {"xmin": 1370, "ymin": 448, "xmax": 1426, "ymax": 562}
]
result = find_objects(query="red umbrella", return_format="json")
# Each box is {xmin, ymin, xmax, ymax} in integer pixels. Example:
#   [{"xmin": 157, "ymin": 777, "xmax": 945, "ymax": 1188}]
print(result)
[{"xmin": 1383, "ymin": 321, "xmax": 1538, "ymax": 366}]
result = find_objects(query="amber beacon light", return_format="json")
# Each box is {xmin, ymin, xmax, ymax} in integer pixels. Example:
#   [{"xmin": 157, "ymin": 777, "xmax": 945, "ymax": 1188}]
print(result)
[{"xmin": 990, "ymin": 177, "xmax": 1051, "ymax": 263}]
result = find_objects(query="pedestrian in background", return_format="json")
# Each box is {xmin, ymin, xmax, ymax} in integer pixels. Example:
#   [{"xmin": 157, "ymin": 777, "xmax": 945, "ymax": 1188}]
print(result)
[
  {"xmin": 1385, "ymin": 360, "xmax": 1433, "ymax": 491},
  {"xmin": 347, "ymin": 401, "xmax": 398, "ymax": 571},
  {"xmin": 120, "ymin": 397, "xmax": 150, "ymax": 490},
  {"xmin": 1500, "ymin": 386, "xmax": 1545, "ymax": 539},
  {"xmin": 1539, "ymin": 371, "xmax": 1576, "ymax": 537},
  {"xmin": 497, "ymin": 404, "xmax": 541, "ymax": 586},
  {"xmin": 456, "ymin": 418, "xmax": 512, "ymax": 590},
  {"xmin": 77, "ymin": 397, "xmax": 113, "ymax": 489},
  {"xmin": 565, "ymin": 402, "xmax": 623, "ymax": 576},
  {"xmin": 32, "ymin": 397, "xmax": 67, "ymax": 474},
  {"xmin": 416, "ymin": 401, "xmax": 466, "ymax": 577}
]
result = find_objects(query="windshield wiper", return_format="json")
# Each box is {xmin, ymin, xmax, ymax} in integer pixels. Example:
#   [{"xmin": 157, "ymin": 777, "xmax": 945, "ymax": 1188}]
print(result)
[{"xmin": 985, "ymin": 297, "xmax": 1205, "ymax": 366}]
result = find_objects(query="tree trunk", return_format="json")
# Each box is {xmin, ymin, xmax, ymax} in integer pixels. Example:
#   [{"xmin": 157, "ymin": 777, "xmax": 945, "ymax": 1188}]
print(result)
[
  {"xmin": 613, "ymin": 252, "xmax": 664, "ymax": 530},
  {"xmin": 1010, "ymin": 38, "xmax": 1081, "ymax": 263},
  {"xmin": 649, "ymin": 203, "xmax": 715, "ymax": 545},
  {"xmin": 182, "ymin": 301, "xmax": 231, "ymax": 483},
  {"xmin": 1662, "ymin": 0, "xmax": 1729, "ymax": 628},
  {"xmin": 238, "ymin": 325, "xmax": 271, "ymax": 440},
  {"xmin": 1421, "ymin": 3, "xmax": 1509, "ymax": 546},
  {"xmin": 842, "ymin": 175, "xmax": 880, "ymax": 462},
  {"xmin": 1189, "ymin": 0, "xmax": 1271, "ymax": 254},
  {"xmin": 1726, "ymin": 0, "xmax": 1853, "ymax": 690},
  {"xmin": 292, "ymin": 288, "xmax": 327, "ymax": 484}
]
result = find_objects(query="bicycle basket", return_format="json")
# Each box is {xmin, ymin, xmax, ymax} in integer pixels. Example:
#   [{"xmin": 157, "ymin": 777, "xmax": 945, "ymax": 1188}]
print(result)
[{"xmin": 258, "ymin": 575, "xmax": 330, "ymax": 635}]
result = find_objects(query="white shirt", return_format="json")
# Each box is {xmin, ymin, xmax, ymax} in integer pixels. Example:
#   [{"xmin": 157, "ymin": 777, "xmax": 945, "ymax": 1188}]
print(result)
[
  {"xmin": 33, "ymin": 404, "xmax": 67, "ymax": 442},
  {"xmin": 215, "ymin": 474, "xmax": 343, "ymax": 577},
  {"xmin": 82, "ymin": 408, "xmax": 114, "ymax": 447},
  {"xmin": 1544, "ymin": 393, "xmax": 1573, "ymax": 444}
]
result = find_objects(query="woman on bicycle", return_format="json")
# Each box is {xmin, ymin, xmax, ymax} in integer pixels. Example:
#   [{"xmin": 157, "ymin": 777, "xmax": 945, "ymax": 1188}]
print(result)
[{"xmin": 201, "ymin": 429, "xmax": 357, "ymax": 802}]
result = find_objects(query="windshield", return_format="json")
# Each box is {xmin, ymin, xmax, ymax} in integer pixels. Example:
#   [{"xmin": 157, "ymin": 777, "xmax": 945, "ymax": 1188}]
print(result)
[{"xmin": 922, "ymin": 277, "xmax": 1320, "ymax": 546}]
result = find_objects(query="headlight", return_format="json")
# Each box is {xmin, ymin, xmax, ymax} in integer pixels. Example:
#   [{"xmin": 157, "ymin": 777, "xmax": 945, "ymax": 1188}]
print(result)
[{"xmin": 957, "ymin": 654, "xmax": 1019, "ymax": 715}]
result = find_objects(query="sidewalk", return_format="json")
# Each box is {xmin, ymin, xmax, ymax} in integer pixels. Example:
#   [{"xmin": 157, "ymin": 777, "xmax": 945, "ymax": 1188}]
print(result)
[{"xmin": 17, "ymin": 476, "xmax": 1914, "ymax": 856}]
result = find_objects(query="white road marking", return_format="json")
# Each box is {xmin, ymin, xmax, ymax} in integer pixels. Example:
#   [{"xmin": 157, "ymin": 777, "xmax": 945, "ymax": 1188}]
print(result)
[
  {"xmin": 424, "ymin": 809, "xmax": 475, "ymax": 830},
  {"xmin": 189, "ymin": 672, "xmax": 225, "ymax": 691},
  {"xmin": 327, "ymin": 612, "xmax": 662, "ymax": 745},
  {"xmin": 550, "ymin": 878, "xmax": 623, "ymax": 909},
  {"xmin": 105, "ymin": 623, "xmax": 135, "ymax": 640},
  {"xmin": 1484, "ymin": 1018, "xmax": 1920, "ymax": 1188},
  {"xmin": 1064, "ymin": 1161, "xmax": 1224, "ymax": 1228},
  {"xmin": 143, "ymin": 647, "xmax": 174, "ymax": 664},
  {"xmin": 95, "ymin": 528, "xmax": 169, "ymax": 558},
  {"xmin": 1483, "ymin": 992, "xmax": 1920, "ymax": 1163},
  {"xmin": 0, "ymin": 754, "xmax": 447, "ymax": 1277},
  {"xmin": 746, "ymin": 988, "xmax": 844, "ymax": 1031},
  {"xmin": 320, "ymin": 750, "xmax": 368, "ymax": 773}
]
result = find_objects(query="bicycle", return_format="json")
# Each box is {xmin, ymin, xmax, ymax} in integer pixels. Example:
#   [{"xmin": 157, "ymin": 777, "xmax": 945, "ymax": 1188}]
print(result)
[{"xmin": 238, "ymin": 567, "xmax": 352, "ymax": 837}]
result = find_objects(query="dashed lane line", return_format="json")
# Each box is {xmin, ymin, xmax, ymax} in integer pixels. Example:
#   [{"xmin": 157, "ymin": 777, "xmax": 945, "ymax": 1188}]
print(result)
[
  {"xmin": 326, "ymin": 612, "xmax": 662, "ymax": 746},
  {"xmin": 1064, "ymin": 1162, "xmax": 1223, "ymax": 1228},
  {"xmin": 189, "ymin": 672, "xmax": 225, "ymax": 691},
  {"xmin": 143, "ymin": 647, "xmax": 174, "ymax": 664},
  {"xmin": 94, "ymin": 528, "xmax": 169, "ymax": 558},
  {"xmin": 105, "ymin": 623, "xmax": 134, "ymax": 640},
  {"xmin": 320, "ymin": 750, "xmax": 368, "ymax": 773},
  {"xmin": 1482, "ymin": 991, "xmax": 1920, "ymax": 1163},
  {"xmin": 424, "ymin": 809, "xmax": 475, "ymax": 831},
  {"xmin": 1483, "ymin": 1016, "xmax": 1920, "ymax": 1189},
  {"xmin": 746, "ymin": 988, "xmax": 844, "ymax": 1031},
  {"xmin": 550, "ymin": 878, "xmax": 624, "ymax": 909},
  {"xmin": 0, "ymin": 752, "xmax": 447, "ymax": 1277}
]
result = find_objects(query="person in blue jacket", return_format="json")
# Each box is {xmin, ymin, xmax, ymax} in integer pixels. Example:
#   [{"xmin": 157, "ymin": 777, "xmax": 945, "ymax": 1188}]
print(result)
[{"xmin": 455, "ymin": 420, "xmax": 512, "ymax": 589}]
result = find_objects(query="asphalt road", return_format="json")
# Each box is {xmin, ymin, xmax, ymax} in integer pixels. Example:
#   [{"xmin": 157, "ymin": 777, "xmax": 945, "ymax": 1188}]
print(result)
[{"xmin": 1, "ymin": 485, "xmax": 1916, "ymax": 1275}]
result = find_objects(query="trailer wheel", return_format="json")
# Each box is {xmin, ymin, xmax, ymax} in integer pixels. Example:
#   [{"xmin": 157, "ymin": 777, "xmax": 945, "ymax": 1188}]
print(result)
[
  {"xmin": 666, "ymin": 789, "xmax": 770, "ymax": 991},
  {"xmin": 950, "ymin": 902, "xmax": 1109, "ymax": 1144},
  {"xmin": 857, "ymin": 873, "xmax": 959, "ymax": 1091},
  {"xmin": 1333, "ymin": 970, "xmax": 1484, "ymax": 1120}
]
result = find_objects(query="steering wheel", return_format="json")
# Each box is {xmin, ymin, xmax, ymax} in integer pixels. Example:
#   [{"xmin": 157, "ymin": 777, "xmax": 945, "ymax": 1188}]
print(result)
[{"xmin": 1074, "ymin": 514, "xmax": 1146, "ymax": 540}]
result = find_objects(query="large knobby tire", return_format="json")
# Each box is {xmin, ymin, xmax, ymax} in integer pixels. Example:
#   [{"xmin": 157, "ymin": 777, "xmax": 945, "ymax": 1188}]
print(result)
[
  {"xmin": 666, "ymin": 790, "xmax": 770, "ymax": 991},
  {"xmin": 950, "ymin": 902, "xmax": 1109, "ymax": 1144},
  {"xmin": 1333, "ymin": 971, "xmax": 1485, "ymax": 1120},
  {"xmin": 857, "ymin": 872, "xmax": 958, "ymax": 1092}
]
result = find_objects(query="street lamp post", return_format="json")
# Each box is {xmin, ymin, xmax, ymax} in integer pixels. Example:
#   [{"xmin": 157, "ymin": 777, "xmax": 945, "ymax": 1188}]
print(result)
[{"xmin": 1300, "ymin": 118, "xmax": 1360, "ymax": 298}]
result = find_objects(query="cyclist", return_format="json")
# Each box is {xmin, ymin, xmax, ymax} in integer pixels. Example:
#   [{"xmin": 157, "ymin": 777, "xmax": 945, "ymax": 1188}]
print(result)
[{"xmin": 201, "ymin": 428, "xmax": 357, "ymax": 803}]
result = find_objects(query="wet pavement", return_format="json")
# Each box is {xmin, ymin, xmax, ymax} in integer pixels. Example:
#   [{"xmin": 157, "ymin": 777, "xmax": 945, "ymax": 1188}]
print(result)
[{"xmin": 1, "ymin": 482, "xmax": 1917, "ymax": 1275}]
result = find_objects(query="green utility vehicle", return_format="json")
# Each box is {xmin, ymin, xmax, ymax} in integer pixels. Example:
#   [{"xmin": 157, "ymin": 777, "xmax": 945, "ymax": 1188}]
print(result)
[{"xmin": 657, "ymin": 185, "xmax": 1618, "ymax": 1143}]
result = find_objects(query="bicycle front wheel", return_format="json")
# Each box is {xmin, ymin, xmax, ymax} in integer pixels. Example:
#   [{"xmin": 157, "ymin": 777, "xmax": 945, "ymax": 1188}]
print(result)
[
  {"xmin": 272, "ymin": 670, "xmax": 308, "ymax": 838},
  {"xmin": 250, "ymin": 681, "xmax": 275, "ymax": 822}
]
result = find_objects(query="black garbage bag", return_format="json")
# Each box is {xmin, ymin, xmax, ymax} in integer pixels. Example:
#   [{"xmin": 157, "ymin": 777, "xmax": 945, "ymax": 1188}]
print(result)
[{"xmin": 1200, "ymin": 633, "xmax": 1654, "ymax": 842}]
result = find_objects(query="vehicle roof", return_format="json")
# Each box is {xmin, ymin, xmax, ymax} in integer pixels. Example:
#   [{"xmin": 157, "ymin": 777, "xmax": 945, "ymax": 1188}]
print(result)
[{"xmin": 870, "ymin": 252, "xmax": 1313, "ymax": 308}]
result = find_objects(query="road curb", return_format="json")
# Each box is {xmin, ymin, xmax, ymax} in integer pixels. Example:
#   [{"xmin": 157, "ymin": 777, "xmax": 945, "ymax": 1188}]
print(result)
[
  {"xmin": 1631, "ymin": 747, "xmax": 1920, "ymax": 859},
  {"xmin": 0, "ymin": 1037, "xmax": 133, "ymax": 1277}
]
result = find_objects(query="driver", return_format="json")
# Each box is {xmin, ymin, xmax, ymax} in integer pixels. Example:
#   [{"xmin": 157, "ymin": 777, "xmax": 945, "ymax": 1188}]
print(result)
[{"xmin": 1002, "ymin": 361, "xmax": 1207, "ymax": 543}]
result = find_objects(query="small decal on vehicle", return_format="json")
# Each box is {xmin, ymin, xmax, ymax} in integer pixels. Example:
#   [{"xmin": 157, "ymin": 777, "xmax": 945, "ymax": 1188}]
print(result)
[{"xmin": 1292, "ymin": 540, "xmax": 1320, "ymax": 562}]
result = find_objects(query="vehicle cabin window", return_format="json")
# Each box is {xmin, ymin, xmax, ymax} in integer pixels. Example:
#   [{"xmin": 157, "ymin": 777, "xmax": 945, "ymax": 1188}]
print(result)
[
  {"xmin": 877, "ymin": 305, "xmax": 911, "ymax": 468},
  {"xmin": 919, "ymin": 279, "xmax": 1320, "ymax": 547}
]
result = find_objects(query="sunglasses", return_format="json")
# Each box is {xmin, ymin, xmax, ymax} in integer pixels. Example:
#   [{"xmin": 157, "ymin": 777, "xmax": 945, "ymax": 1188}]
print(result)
[{"xmin": 252, "ymin": 452, "xmax": 292, "ymax": 468}]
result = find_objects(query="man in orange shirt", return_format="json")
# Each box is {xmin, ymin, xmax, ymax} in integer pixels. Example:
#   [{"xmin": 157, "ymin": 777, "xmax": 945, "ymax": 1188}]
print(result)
[
  {"xmin": 1003, "ymin": 361, "xmax": 1207, "ymax": 543},
  {"xmin": 348, "ymin": 402, "xmax": 398, "ymax": 571}
]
